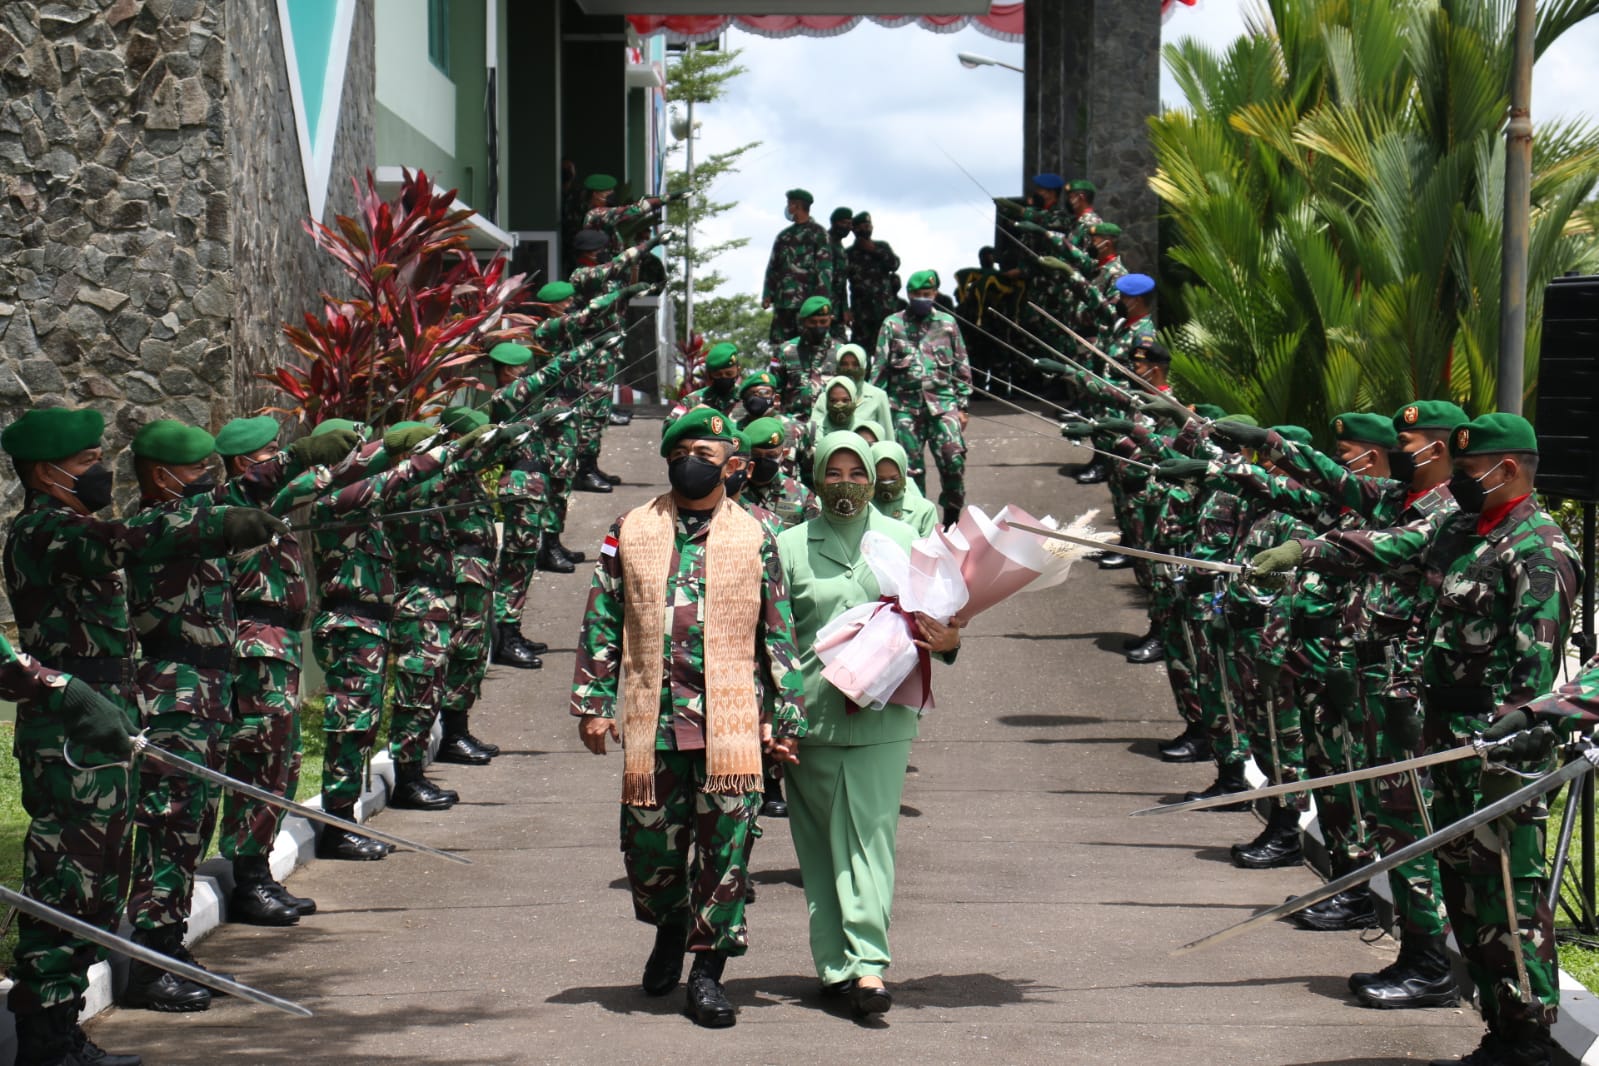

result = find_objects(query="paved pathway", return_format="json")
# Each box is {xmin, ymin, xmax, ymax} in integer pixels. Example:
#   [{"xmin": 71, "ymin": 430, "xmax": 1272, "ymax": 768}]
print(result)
[{"xmin": 86, "ymin": 407, "xmax": 1482, "ymax": 1065}]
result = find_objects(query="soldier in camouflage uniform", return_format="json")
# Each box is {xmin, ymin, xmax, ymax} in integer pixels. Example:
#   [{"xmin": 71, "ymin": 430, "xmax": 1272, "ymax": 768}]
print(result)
[
  {"xmin": 826, "ymin": 207, "xmax": 853, "ymax": 340},
  {"xmin": 762, "ymin": 188, "xmax": 834, "ymax": 345},
  {"xmin": 739, "ymin": 416, "xmax": 820, "ymax": 533},
  {"xmin": 667, "ymin": 342, "xmax": 743, "ymax": 424},
  {"xmin": 1, "ymin": 408, "xmax": 273, "ymax": 1056},
  {"xmin": 774, "ymin": 296, "xmax": 843, "ymax": 417},
  {"xmin": 532, "ymin": 279, "xmax": 633, "ymax": 494},
  {"xmin": 845, "ymin": 212, "xmax": 900, "ymax": 359},
  {"xmin": 572, "ymin": 406, "xmax": 806, "ymax": 1029},
  {"xmin": 1253, "ymin": 413, "xmax": 1576, "ymax": 1066},
  {"xmin": 579, "ymin": 173, "xmax": 673, "ymax": 256},
  {"xmin": 484, "ymin": 342, "xmax": 555, "ymax": 662},
  {"xmin": 872, "ymin": 270, "xmax": 972, "ymax": 526}
]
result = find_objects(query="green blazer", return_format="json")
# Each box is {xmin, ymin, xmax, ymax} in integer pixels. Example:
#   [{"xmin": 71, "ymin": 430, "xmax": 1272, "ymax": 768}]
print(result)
[{"xmin": 777, "ymin": 509, "xmax": 939, "ymax": 747}]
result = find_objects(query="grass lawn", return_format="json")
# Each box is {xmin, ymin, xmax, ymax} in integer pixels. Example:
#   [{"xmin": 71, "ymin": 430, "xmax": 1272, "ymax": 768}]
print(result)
[{"xmin": 1549, "ymin": 784, "xmax": 1599, "ymax": 992}]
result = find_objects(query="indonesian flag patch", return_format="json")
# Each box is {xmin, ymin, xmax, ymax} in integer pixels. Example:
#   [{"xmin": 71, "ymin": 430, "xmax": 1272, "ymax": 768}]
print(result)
[{"xmin": 600, "ymin": 533, "xmax": 619, "ymax": 557}]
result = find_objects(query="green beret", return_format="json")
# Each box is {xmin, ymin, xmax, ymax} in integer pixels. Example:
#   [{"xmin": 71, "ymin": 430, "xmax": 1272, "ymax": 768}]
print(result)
[
  {"xmin": 660, "ymin": 405, "xmax": 739, "ymax": 457},
  {"xmin": 1216, "ymin": 413, "xmax": 1258, "ymax": 427},
  {"xmin": 1449, "ymin": 412, "xmax": 1538, "ymax": 457},
  {"xmin": 785, "ymin": 188, "xmax": 814, "ymax": 206},
  {"xmin": 1393, "ymin": 399, "xmax": 1470, "ymax": 432},
  {"xmin": 584, "ymin": 173, "xmax": 617, "ymax": 192},
  {"xmin": 1272, "ymin": 424, "xmax": 1313, "ymax": 446},
  {"xmin": 1068, "ymin": 179, "xmax": 1097, "ymax": 194},
  {"xmin": 798, "ymin": 295, "xmax": 832, "ymax": 319},
  {"xmin": 830, "ymin": 207, "xmax": 853, "ymax": 223},
  {"xmin": 214, "ymin": 415, "xmax": 280, "ymax": 457},
  {"xmin": 1091, "ymin": 222, "xmax": 1122, "ymax": 238},
  {"xmin": 312, "ymin": 418, "xmax": 360, "ymax": 438},
  {"xmin": 490, "ymin": 342, "xmax": 533, "ymax": 367},
  {"xmin": 704, "ymin": 342, "xmax": 740, "ymax": 371},
  {"xmin": 1, "ymin": 407, "xmax": 105, "ymax": 462},
  {"xmin": 853, "ymin": 211, "xmax": 871, "ymax": 224},
  {"xmin": 739, "ymin": 370, "xmax": 777, "ymax": 394},
  {"xmin": 741, "ymin": 417, "xmax": 787, "ymax": 450},
  {"xmin": 131, "ymin": 419, "xmax": 215, "ymax": 464},
  {"xmin": 1193, "ymin": 403, "xmax": 1227, "ymax": 421},
  {"xmin": 1331, "ymin": 412, "xmax": 1397, "ymax": 449},
  {"xmin": 441, "ymin": 406, "xmax": 489, "ymax": 434},
  {"xmin": 536, "ymin": 282, "xmax": 575, "ymax": 303},
  {"xmin": 907, "ymin": 269, "xmax": 940, "ymax": 291}
]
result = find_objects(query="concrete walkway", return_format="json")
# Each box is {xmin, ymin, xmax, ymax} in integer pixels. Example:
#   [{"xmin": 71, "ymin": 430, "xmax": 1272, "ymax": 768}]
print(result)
[{"xmin": 85, "ymin": 407, "xmax": 1482, "ymax": 1065}]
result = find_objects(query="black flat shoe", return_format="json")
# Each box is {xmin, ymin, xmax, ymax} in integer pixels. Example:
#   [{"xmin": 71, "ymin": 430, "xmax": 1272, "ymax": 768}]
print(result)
[{"xmin": 849, "ymin": 981, "xmax": 892, "ymax": 1018}]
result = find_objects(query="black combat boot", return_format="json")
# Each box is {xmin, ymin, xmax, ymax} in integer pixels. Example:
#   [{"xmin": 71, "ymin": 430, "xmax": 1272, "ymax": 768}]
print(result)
[
  {"xmin": 1428, "ymin": 1030, "xmax": 1505, "ymax": 1066},
  {"xmin": 1159, "ymin": 721, "xmax": 1211, "ymax": 763},
  {"xmin": 13, "ymin": 1002, "xmax": 87, "ymax": 1066},
  {"xmin": 550, "ymin": 535, "xmax": 586, "ymax": 564},
  {"xmin": 575, "ymin": 458, "xmax": 613, "ymax": 493},
  {"xmin": 390, "ymin": 762, "xmax": 457, "ymax": 810},
  {"xmin": 1124, "ymin": 624, "xmax": 1157, "ymax": 651},
  {"xmin": 437, "ymin": 713, "xmax": 493, "ymax": 765},
  {"xmin": 463, "ymin": 729, "xmax": 501, "ymax": 757},
  {"xmin": 316, "ymin": 802, "xmax": 390, "ymax": 861},
  {"xmin": 1125, "ymin": 636, "xmax": 1164, "ymax": 663},
  {"xmin": 1183, "ymin": 760, "xmax": 1250, "ymax": 809},
  {"xmin": 1075, "ymin": 457, "xmax": 1108, "ymax": 485},
  {"xmin": 69, "ymin": 995, "xmax": 143, "ymax": 1066},
  {"xmin": 536, "ymin": 535, "xmax": 575, "ymax": 574},
  {"xmin": 760, "ymin": 772, "xmax": 788, "ymax": 818},
  {"xmin": 1291, "ymin": 884, "xmax": 1379, "ymax": 931},
  {"xmin": 229, "ymin": 855, "xmax": 300, "ymax": 926},
  {"xmin": 1354, "ymin": 931, "xmax": 1459, "ymax": 1008},
  {"xmin": 1231, "ymin": 803, "xmax": 1304, "ymax": 869},
  {"xmin": 264, "ymin": 878, "xmax": 317, "ymax": 918},
  {"xmin": 685, "ymin": 950, "xmax": 736, "ymax": 1028},
  {"xmin": 608, "ymin": 408, "xmax": 633, "ymax": 427},
  {"xmin": 1495, "ymin": 1023, "xmax": 1553, "ymax": 1066},
  {"xmin": 593, "ymin": 461, "xmax": 623, "ymax": 485},
  {"xmin": 492, "ymin": 621, "xmax": 543, "ymax": 667},
  {"xmin": 641, "ymin": 921, "xmax": 689, "ymax": 996},
  {"xmin": 1098, "ymin": 553, "xmax": 1134, "ymax": 570},
  {"xmin": 120, "ymin": 926, "xmax": 211, "ymax": 1013}
]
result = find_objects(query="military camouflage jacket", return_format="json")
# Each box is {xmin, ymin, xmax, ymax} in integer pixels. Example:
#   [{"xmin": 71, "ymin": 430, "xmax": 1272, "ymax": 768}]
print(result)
[
  {"xmin": 776, "ymin": 334, "xmax": 842, "ymax": 414},
  {"xmin": 846, "ymin": 239, "xmax": 900, "ymax": 318},
  {"xmin": 583, "ymin": 197, "xmax": 659, "ymax": 254},
  {"xmin": 829, "ymin": 234, "xmax": 850, "ymax": 315},
  {"xmin": 571, "ymin": 503, "xmax": 807, "ymax": 747},
  {"xmin": 742, "ymin": 474, "xmax": 819, "ymax": 532},
  {"xmin": 570, "ymin": 240, "xmax": 650, "ymax": 303},
  {"xmin": 871, "ymin": 310, "xmax": 972, "ymax": 411},
  {"xmin": 762, "ymin": 219, "xmax": 833, "ymax": 311},
  {"xmin": 666, "ymin": 385, "xmax": 741, "ymax": 425}
]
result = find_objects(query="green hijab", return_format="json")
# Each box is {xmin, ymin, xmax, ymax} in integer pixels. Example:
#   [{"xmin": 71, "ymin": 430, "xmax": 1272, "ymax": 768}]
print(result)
[
  {"xmin": 852, "ymin": 417, "xmax": 888, "ymax": 444},
  {"xmin": 813, "ymin": 431, "xmax": 877, "ymax": 555},
  {"xmin": 869, "ymin": 439, "xmax": 910, "ymax": 504},
  {"xmin": 822, "ymin": 375, "xmax": 859, "ymax": 428}
]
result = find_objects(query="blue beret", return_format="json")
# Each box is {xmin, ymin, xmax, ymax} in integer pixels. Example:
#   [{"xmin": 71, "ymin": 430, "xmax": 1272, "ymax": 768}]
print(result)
[
  {"xmin": 1032, "ymin": 173, "xmax": 1065, "ymax": 190},
  {"xmin": 1116, "ymin": 274, "xmax": 1155, "ymax": 297}
]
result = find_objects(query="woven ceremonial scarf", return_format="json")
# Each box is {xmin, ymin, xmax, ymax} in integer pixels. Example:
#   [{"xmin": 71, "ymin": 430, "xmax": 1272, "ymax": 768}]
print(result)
[{"xmin": 618, "ymin": 493, "xmax": 765, "ymax": 805}]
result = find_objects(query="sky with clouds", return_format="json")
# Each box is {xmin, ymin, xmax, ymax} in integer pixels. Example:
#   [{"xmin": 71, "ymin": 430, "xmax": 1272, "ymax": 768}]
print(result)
[{"xmin": 681, "ymin": 2, "xmax": 1599, "ymax": 311}]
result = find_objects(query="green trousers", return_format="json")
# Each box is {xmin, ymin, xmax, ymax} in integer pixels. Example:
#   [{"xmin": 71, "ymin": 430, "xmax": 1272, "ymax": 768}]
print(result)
[{"xmin": 787, "ymin": 739, "xmax": 912, "ymax": 985}]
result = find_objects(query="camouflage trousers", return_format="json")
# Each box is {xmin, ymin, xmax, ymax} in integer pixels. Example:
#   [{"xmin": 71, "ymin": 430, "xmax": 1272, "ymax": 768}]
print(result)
[
  {"xmin": 8, "ymin": 691, "xmax": 137, "ymax": 1012},
  {"xmin": 218, "ymin": 655, "xmax": 302, "ymax": 861},
  {"xmin": 443, "ymin": 584, "xmax": 492, "ymax": 719},
  {"xmin": 1155, "ymin": 580, "xmax": 1200, "ymax": 728},
  {"xmin": 314, "ymin": 619, "xmax": 389, "ymax": 809},
  {"xmin": 1232, "ymin": 632, "xmax": 1308, "ymax": 806},
  {"xmin": 1433, "ymin": 758, "xmax": 1557, "ymax": 1030},
  {"xmin": 1359, "ymin": 667, "xmax": 1447, "ymax": 938},
  {"xmin": 495, "ymin": 468, "xmax": 548, "ymax": 626},
  {"xmin": 891, "ymin": 401, "xmax": 966, "ymax": 511},
  {"xmin": 1196, "ymin": 607, "xmax": 1250, "ymax": 767},
  {"xmin": 620, "ymin": 750, "xmax": 760, "ymax": 955},
  {"xmin": 390, "ymin": 608, "xmax": 454, "ymax": 767},
  {"xmin": 1299, "ymin": 643, "xmax": 1372, "ymax": 870},
  {"xmin": 128, "ymin": 710, "xmax": 226, "ymax": 931},
  {"xmin": 576, "ymin": 353, "xmax": 616, "ymax": 462}
]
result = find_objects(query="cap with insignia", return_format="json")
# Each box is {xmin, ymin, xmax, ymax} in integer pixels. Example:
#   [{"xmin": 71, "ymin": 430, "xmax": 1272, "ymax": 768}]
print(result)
[
  {"xmin": 131, "ymin": 419, "xmax": 216, "ymax": 464},
  {"xmin": 584, "ymin": 174, "xmax": 617, "ymax": 192},
  {"xmin": 312, "ymin": 418, "xmax": 361, "ymax": 438},
  {"xmin": 2, "ymin": 407, "xmax": 105, "ymax": 462},
  {"xmin": 441, "ymin": 406, "xmax": 489, "ymax": 434},
  {"xmin": 741, "ymin": 417, "xmax": 787, "ymax": 450},
  {"xmin": 1132, "ymin": 337, "xmax": 1170, "ymax": 364},
  {"xmin": 536, "ymin": 282, "xmax": 575, "ymax": 303},
  {"xmin": 1068, "ymin": 179, "xmax": 1097, "ymax": 194},
  {"xmin": 1116, "ymin": 274, "xmax": 1155, "ymax": 297},
  {"xmin": 738, "ymin": 370, "xmax": 777, "ymax": 394},
  {"xmin": 1449, "ymin": 412, "xmax": 1537, "ymax": 456},
  {"xmin": 1031, "ymin": 173, "xmax": 1066, "ymax": 190},
  {"xmin": 704, "ymin": 342, "xmax": 740, "ymax": 371},
  {"xmin": 489, "ymin": 342, "xmax": 533, "ymax": 367},
  {"xmin": 785, "ymin": 188, "xmax": 814, "ymax": 206},
  {"xmin": 799, "ymin": 295, "xmax": 833, "ymax": 319},
  {"xmin": 830, "ymin": 207, "xmax": 853, "ymax": 223},
  {"xmin": 214, "ymin": 415, "xmax": 280, "ymax": 457},
  {"xmin": 907, "ymin": 269, "xmax": 940, "ymax": 292},
  {"xmin": 1392, "ymin": 399, "xmax": 1469, "ymax": 431},
  {"xmin": 1194, "ymin": 403, "xmax": 1227, "ymax": 421},
  {"xmin": 1091, "ymin": 222, "xmax": 1122, "ymax": 238},
  {"xmin": 1331, "ymin": 412, "xmax": 1397, "ymax": 448},
  {"xmin": 1272, "ymin": 424, "xmax": 1313, "ymax": 446},
  {"xmin": 572, "ymin": 228, "xmax": 610, "ymax": 252},
  {"xmin": 660, "ymin": 405, "xmax": 740, "ymax": 457}
]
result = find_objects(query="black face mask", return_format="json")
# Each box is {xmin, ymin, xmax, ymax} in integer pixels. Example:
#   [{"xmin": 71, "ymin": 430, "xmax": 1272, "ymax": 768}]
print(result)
[
  {"xmin": 723, "ymin": 469, "xmax": 749, "ymax": 497},
  {"xmin": 1387, "ymin": 448, "xmax": 1415, "ymax": 484},
  {"xmin": 1447, "ymin": 462, "xmax": 1503, "ymax": 515},
  {"xmin": 742, "ymin": 395, "xmax": 773, "ymax": 418},
  {"xmin": 180, "ymin": 473, "xmax": 217, "ymax": 500},
  {"xmin": 802, "ymin": 326, "xmax": 827, "ymax": 342},
  {"xmin": 709, "ymin": 377, "xmax": 736, "ymax": 395},
  {"xmin": 52, "ymin": 461, "xmax": 114, "ymax": 513},
  {"xmin": 751, "ymin": 455, "xmax": 782, "ymax": 485},
  {"xmin": 667, "ymin": 455, "xmax": 725, "ymax": 499}
]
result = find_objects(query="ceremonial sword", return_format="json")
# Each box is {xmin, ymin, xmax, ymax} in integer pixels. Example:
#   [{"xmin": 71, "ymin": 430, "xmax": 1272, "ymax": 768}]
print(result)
[
  {"xmin": 962, "ymin": 379, "xmax": 1158, "ymax": 473},
  {"xmin": 1175, "ymin": 738, "xmax": 1594, "ymax": 956},
  {"xmin": 1004, "ymin": 521, "xmax": 1249, "ymax": 575},
  {"xmin": 0, "ymin": 885, "xmax": 311, "ymax": 1017},
  {"xmin": 290, "ymin": 493, "xmax": 541, "ymax": 535},
  {"xmin": 953, "ymin": 309, "xmax": 1140, "ymax": 409}
]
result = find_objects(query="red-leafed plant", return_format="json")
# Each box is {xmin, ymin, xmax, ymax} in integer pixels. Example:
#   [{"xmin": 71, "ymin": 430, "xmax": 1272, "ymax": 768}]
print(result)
[
  {"xmin": 265, "ymin": 169, "xmax": 530, "ymax": 427},
  {"xmin": 670, "ymin": 332, "xmax": 707, "ymax": 403}
]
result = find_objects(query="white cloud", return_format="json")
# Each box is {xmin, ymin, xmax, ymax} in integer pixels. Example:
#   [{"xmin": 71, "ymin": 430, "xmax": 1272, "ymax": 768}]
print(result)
[{"xmin": 689, "ymin": 5, "xmax": 1598, "ymax": 314}]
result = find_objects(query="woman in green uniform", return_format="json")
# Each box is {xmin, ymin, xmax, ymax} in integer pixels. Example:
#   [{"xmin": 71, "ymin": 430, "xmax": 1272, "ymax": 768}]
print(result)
[
  {"xmin": 869, "ymin": 440, "xmax": 938, "ymax": 536},
  {"xmin": 776, "ymin": 431, "xmax": 961, "ymax": 1018}
]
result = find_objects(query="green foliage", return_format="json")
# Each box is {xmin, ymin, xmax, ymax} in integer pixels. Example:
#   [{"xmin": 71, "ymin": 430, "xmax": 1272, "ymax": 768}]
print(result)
[
  {"xmin": 1155, "ymin": 0, "xmax": 1599, "ymax": 439},
  {"xmin": 661, "ymin": 46, "xmax": 763, "ymax": 344}
]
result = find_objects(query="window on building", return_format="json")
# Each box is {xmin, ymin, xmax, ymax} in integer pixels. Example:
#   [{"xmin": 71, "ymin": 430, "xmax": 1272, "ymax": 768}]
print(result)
[{"xmin": 427, "ymin": 0, "xmax": 451, "ymax": 77}]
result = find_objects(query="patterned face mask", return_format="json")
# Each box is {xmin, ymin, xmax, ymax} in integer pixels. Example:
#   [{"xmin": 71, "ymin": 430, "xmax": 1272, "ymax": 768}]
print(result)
[
  {"xmin": 874, "ymin": 477, "xmax": 905, "ymax": 505},
  {"xmin": 827, "ymin": 401, "xmax": 856, "ymax": 427},
  {"xmin": 818, "ymin": 481, "xmax": 872, "ymax": 519}
]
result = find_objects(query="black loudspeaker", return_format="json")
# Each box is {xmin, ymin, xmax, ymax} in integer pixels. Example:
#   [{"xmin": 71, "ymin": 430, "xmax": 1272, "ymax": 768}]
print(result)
[{"xmin": 1535, "ymin": 275, "xmax": 1599, "ymax": 500}]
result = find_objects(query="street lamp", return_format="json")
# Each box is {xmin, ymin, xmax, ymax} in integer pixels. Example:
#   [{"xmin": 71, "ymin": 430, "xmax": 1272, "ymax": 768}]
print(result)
[{"xmin": 957, "ymin": 51, "xmax": 1023, "ymax": 74}]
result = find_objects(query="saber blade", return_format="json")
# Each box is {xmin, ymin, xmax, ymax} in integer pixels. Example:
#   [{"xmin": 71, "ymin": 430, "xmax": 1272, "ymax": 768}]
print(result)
[
  {"xmin": 1131, "ymin": 743, "xmax": 1482, "ymax": 816},
  {"xmin": 0, "ymin": 885, "xmax": 311, "ymax": 1017},
  {"xmin": 1004, "ymin": 522, "xmax": 1247, "ymax": 574},
  {"xmin": 134, "ymin": 740, "xmax": 471, "ymax": 866}
]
